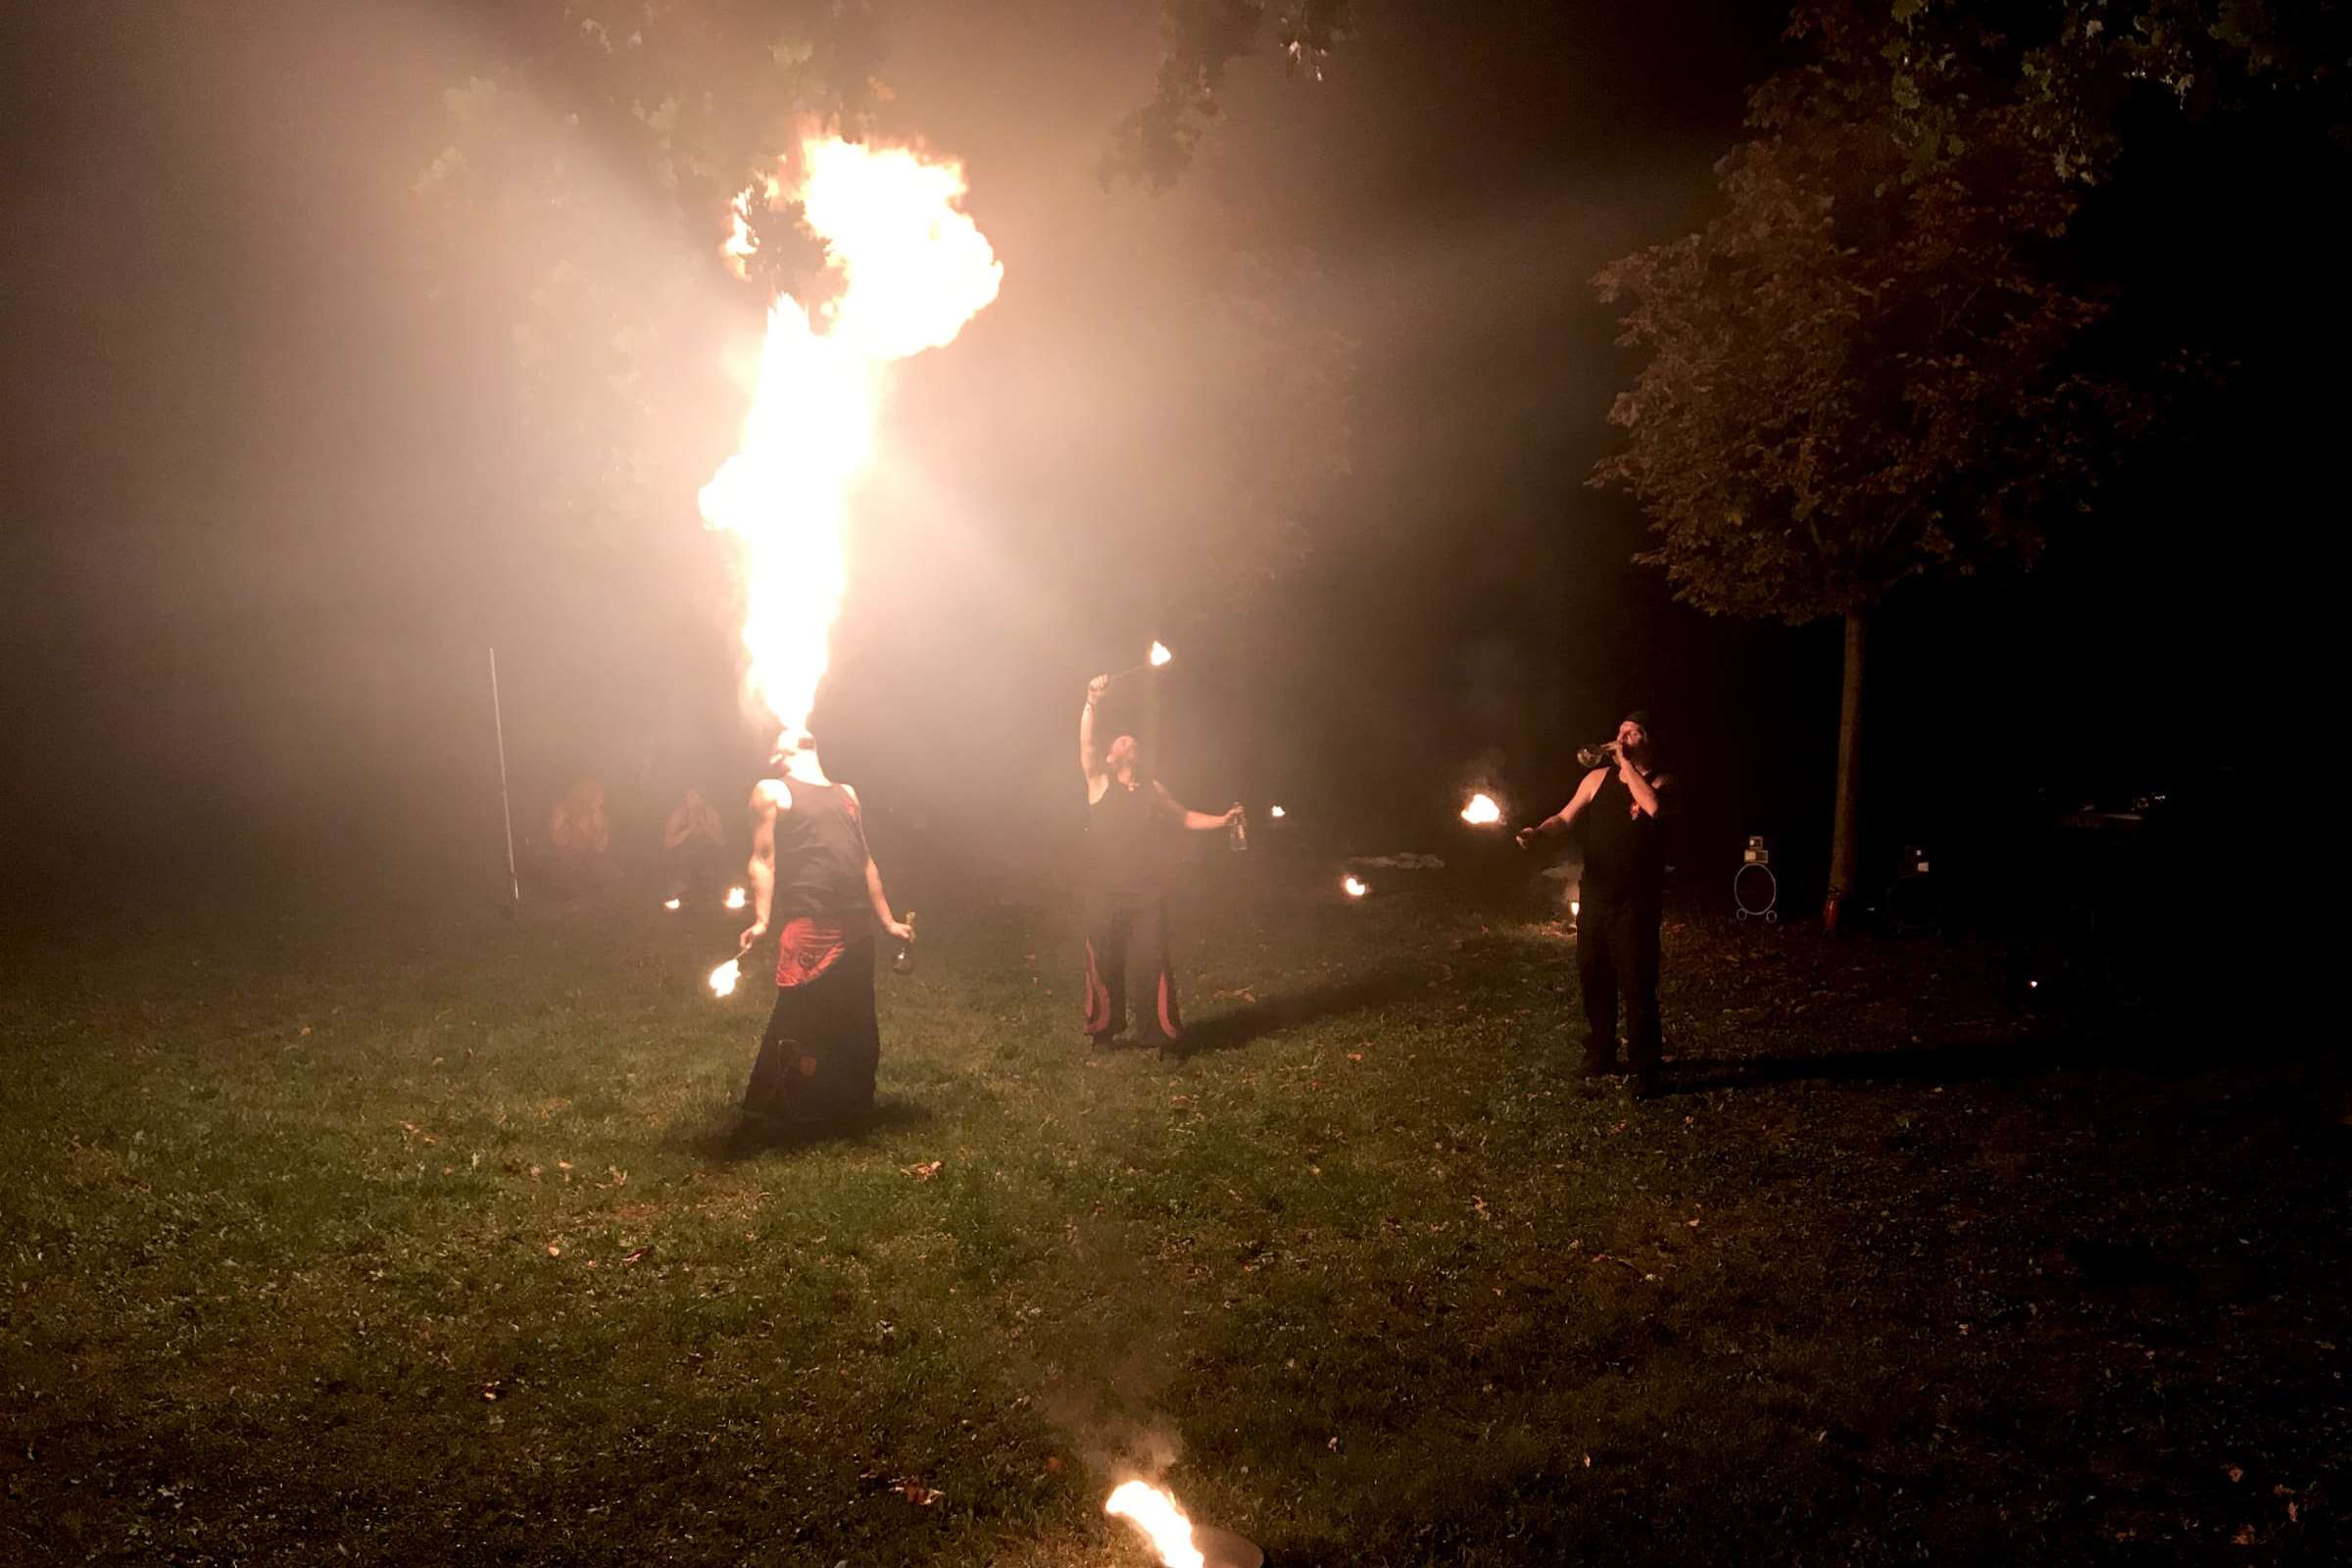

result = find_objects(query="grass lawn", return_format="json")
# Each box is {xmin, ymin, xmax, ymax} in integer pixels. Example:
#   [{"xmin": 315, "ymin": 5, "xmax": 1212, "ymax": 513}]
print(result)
[{"xmin": 2, "ymin": 867, "xmax": 2344, "ymax": 1564}]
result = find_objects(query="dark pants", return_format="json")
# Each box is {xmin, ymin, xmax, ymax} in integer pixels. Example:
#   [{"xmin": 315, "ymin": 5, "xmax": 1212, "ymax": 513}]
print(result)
[
  {"xmin": 1578, "ymin": 893, "xmax": 1662, "ymax": 1071},
  {"xmin": 743, "ymin": 941, "xmax": 880, "ymax": 1124},
  {"xmin": 1083, "ymin": 897, "xmax": 1182, "ymax": 1046}
]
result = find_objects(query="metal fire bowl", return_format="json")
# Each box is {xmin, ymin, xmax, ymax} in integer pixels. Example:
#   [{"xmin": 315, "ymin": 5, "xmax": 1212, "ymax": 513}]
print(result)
[{"xmin": 1197, "ymin": 1524, "xmax": 1265, "ymax": 1568}]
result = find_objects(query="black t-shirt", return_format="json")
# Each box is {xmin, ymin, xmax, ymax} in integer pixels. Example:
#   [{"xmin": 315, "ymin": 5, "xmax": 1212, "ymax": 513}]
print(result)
[
  {"xmin": 1087, "ymin": 779, "xmax": 1168, "ymax": 902},
  {"xmin": 772, "ymin": 780, "xmax": 871, "ymax": 923},
  {"xmin": 1582, "ymin": 767, "xmax": 1666, "ymax": 904}
]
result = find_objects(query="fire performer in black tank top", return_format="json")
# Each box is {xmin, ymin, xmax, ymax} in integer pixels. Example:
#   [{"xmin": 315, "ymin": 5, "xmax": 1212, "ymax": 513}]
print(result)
[
  {"xmin": 732, "ymin": 726, "xmax": 914, "ymax": 1130},
  {"xmin": 1518, "ymin": 711, "xmax": 1676, "ymax": 1098},
  {"xmin": 1079, "ymin": 673, "xmax": 1244, "ymax": 1055}
]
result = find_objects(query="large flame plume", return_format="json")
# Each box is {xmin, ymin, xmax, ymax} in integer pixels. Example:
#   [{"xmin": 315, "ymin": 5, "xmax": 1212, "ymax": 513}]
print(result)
[
  {"xmin": 701, "ymin": 134, "xmax": 1004, "ymax": 736},
  {"xmin": 1104, "ymin": 1481, "xmax": 1205, "ymax": 1568}
]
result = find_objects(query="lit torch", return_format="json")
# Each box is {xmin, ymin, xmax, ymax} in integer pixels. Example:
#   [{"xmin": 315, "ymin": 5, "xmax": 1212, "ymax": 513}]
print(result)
[
  {"xmin": 1109, "ymin": 641, "xmax": 1174, "ymax": 682},
  {"xmin": 708, "ymin": 958, "xmax": 742, "ymax": 1000},
  {"xmin": 724, "ymin": 886, "xmax": 748, "ymax": 910},
  {"xmin": 662, "ymin": 898, "xmax": 682, "ymax": 911},
  {"xmin": 1460, "ymin": 792, "xmax": 1503, "ymax": 826},
  {"xmin": 1268, "ymin": 805, "xmax": 1286, "ymax": 819},
  {"xmin": 1342, "ymin": 874, "xmax": 1369, "ymax": 899},
  {"xmin": 1104, "ymin": 1481, "xmax": 1263, "ymax": 1568}
]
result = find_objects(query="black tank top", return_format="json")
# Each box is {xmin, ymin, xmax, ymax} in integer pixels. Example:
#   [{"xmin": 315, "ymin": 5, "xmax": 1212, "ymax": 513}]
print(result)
[
  {"xmin": 1088, "ymin": 779, "xmax": 1164, "ymax": 900},
  {"xmin": 773, "ymin": 780, "xmax": 870, "ymax": 923},
  {"xmin": 1582, "ymin": 768, "xmax": 1664, "ymax": 904}
]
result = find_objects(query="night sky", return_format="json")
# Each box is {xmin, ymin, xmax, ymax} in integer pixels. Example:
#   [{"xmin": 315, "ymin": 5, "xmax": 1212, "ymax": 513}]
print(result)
[{"xmin": 0, "ymin": 1, "xmax": 2314, "ymax": 917}]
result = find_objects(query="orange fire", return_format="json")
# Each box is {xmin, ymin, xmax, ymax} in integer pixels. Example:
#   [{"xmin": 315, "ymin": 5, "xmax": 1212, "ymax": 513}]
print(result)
[
  {"xmin": 1460, "ymin": 792, "xmax": 1502, "ymax": 826},
  {"xmin": 1342, "ymin": 874, "xmax": 1369, "ymax": 899},
  {"xmin": 708, "ymin": 958, "xmax": 742, "ymax": 999},
  {"xmin": 1268, "ymin": 805, "xmax": 1286, "ymax": 818},
  {"xmin": 1149, "ymin": 641, "xmax": 1173, "ymax": 668},
  {"xmin": 662, "ymin": 897, "xmax": 682, "ymax": 911},
  {"xmin": 724, "ymin": 886, "xmax": 748, "ymax": 910},
  {"xmin": 1104, "ymin": 1481, "xmax": 1205, "ymax": 1568},
  {"xmin": 702, "ymin": 133, "xmax": 1003, "ymax": 737}
]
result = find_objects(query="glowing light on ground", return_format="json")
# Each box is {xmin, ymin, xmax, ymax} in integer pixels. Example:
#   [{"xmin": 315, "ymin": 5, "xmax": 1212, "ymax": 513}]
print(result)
[
  {"xmin": 662, "ymin": 898, "xmax": 682, "ymax": 911},
  {"xmin": 1343, "ymin": 875, "xmax": 1369, "ymax": 899},
  {"xmin": 708, "ymin": 958, "xmax": 742, "ymax": 999},
  {"xmin": 1149, "ymin": 641, "xmax": 1173, "ymax": 667},
  {"xmin": 724, "ymin": 886, "xmax": 748, "ymax": 910},
  {"xmin": 702, "ymin": 133, "xmax": 1003, "ymax": 736},
  {"xmin": 1104, "ymin": 1481, "xmax": 1205, "ymax": 1568},
  {"xmin": 1268, "ymin": 805, "xmax": 1286, "ymax": 818},
  {"xmin": 1460, "ymin": 792, "xmax": 1502, "ymax": 826}
]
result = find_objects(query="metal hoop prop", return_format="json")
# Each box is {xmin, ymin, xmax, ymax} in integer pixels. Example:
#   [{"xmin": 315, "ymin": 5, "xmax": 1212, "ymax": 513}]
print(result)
[{"xmin": 1734, "ymin": 860, "xmax": 1779, "ymax": 923}]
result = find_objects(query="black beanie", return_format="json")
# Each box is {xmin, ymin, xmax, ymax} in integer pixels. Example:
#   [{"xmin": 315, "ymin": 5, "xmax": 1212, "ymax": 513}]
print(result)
[{"xmin": 1623, "ymin": 710, "xmax": 1653, "ymax": 734}]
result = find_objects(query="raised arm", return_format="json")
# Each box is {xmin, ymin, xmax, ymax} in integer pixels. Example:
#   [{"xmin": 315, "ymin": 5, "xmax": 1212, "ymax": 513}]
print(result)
[
  {"xmin": 1621, "ymin": 758, "xmax": 1671, "ymax": 819},
  {"xmin": 1079, "ymin": 674, "xmax": 1108, "ymax": 784},
  {"xmin": 736, "ymin": 780, "xmax": 786, "ymax": 956},
  {"xmin": 1516, "ymin": 768, "xmax": 1608, "ymax": 849}
]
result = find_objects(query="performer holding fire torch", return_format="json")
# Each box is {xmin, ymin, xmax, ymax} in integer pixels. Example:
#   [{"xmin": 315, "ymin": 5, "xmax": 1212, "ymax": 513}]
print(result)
[
  {"xmin": 734, "ymin": 727, "xmax": 914, "ymax": 1130},
  {"xmin": 1079, "ymin": 673, "xmax": 1243, "ymax": 1056},
  {"xmin": 1518, "ymin": 711, "xmax": 1676, "ymax": 1098}
]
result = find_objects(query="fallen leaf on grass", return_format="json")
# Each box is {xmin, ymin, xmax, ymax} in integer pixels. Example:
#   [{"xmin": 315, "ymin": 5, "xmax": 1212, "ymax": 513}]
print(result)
[
  {"xmin": 621, "ymin": 1247, "xmax": 649, "ymax": 1265},
  {"xmin": 903, "ymin": 1160, "xmax": 943, "ymax": 1181},
  {"xmin": 545, "ymin": 1243, "xmax": 561, "ymax": 1257},
  {"xmin": 898, "ymin": 1480, "xmax": 942, "ymax": 1506}
]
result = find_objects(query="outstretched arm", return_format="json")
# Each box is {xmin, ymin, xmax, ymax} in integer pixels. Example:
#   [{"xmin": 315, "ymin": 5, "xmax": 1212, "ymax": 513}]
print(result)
[
  {"xmin": 1516, "ymin": 769, "xmax": 1607, "ymax": 849},
  {"xmin": 1155, "ymin": 783, "xmax": 1243, "ymax": 832}
]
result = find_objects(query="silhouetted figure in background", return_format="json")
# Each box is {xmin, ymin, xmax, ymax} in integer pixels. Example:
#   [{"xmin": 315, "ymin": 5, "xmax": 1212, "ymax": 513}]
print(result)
[
  {"xmin": 662, "ymin": 786, "xmax": 725, "ymax": 904},
  {"xmin": 1077, "ymin": 672, "xmax": 1243, "ymax": 1056},
  {"xmin": 546, "ymin": 775, "xmax": 616, "ymax": 894}
]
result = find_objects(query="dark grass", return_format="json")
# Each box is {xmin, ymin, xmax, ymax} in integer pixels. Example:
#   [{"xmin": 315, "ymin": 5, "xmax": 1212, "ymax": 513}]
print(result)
[{"xmin": 1, "ymin": 869, "xmax": 2345, "ymax": 1564}]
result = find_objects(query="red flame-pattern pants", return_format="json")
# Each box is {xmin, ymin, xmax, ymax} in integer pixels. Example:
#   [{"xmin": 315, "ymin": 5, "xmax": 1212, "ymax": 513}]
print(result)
[{"xmin": 1082, "ymin": 896, "xmax": 1182, "ymax": 1049}]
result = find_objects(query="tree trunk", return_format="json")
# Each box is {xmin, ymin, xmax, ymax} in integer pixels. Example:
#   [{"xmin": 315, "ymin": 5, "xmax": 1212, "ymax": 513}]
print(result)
[{"xmin": 1825, "ymin": 610, "xmax": 1867, "ymax": 927}]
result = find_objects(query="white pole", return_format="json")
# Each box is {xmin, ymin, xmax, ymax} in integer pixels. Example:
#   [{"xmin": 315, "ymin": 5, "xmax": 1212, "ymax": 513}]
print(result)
[{"xmin": 489, "ymin": 647, "xmax": 520, "ymax": 906}]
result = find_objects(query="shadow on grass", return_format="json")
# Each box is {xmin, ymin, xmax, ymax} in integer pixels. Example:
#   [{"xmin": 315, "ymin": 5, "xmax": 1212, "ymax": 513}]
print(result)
[
  {"xmin": 1670, "ymin": 1022, "xmax": 2225, "ymax": 1094},
  {"xmin": 678, "ymin": 1097, "xmax": 940, "ymax": 1165},
  {"xmin": 1174, "ymin": 968, "xmax": 1430, "ymax": 1058}
]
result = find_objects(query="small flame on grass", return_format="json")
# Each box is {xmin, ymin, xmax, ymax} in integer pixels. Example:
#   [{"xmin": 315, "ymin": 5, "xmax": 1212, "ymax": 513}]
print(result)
[
  {"xmin": 1460, "ymin": 792, "xmax": 1502, "ymax": 826},
  {"xmin": 708, "ymin": 958, "xmax": 742, "ymax": 999},
  {"xmin": 662, "ymin": 898, "xmax": 682, "ymax": 911},
  {"xmin": 1149, "ymin": 641, "xmax": 1173, "ymax": 667},
  {"xmin": 724, "ymin": 886, "xmax": 748, "ymax": 909},
  {"xmin": 1268, "ymin": 805, "xmax": 1286, "ymax": 818},
  {"xmin": 1342, "ymin": 874, "xmax": 1369, "ymax": 899},
  {"xmin": 1104, "ymin": 1481, "xmax": 1205, "ymax": 1568}
]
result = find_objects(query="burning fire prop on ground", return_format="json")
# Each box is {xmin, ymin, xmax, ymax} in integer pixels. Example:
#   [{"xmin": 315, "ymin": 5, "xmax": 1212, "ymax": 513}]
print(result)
[
  {"xmin": 701, "ymin": 132, "xmax": 1004, "ymax": 739},
  {"xmin": 723, "ymin": 886, "xmax": 748, "ymax": 910},
  {"xmin": 1342, "ymin": 874, "xmax": 1369, "ymax": 899},
  {"xmin": 1459, "ymin": 791, "xmax": 1502, "ymax": 826},
  {"xmin": 1104, "ymin": 1482, "xmax": 1261, "ymax": 1568}
]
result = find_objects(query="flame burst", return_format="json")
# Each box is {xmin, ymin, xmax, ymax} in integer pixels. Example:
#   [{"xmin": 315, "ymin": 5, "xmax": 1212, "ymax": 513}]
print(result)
[
  {"xmin": 701, "ymin": 134, "xmax": 1004, "ymax": 736},
  {"xmin": 724, "ymin": 886, "xmax": 748, "ymax": 910},
  {"xmin": 708, "ymin": 958, "xmax": 742, "ymax": 999},
  {"xmin": 1342, "ymin": 874, "xmax": 1369, "ymax": 899},
  {"xmin": 1104, "ymin": 1482, "xmax": 1205, "ymax": 1568},
  {"xmin": 1460, "ymin": 792, "xmax": 1502, "ymax": 826},
  {"xmin": 1149, "ymin": 641, "xmax": 1173, "ymax": 668}
]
